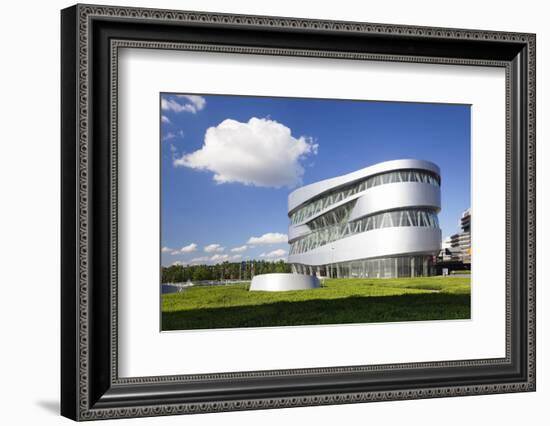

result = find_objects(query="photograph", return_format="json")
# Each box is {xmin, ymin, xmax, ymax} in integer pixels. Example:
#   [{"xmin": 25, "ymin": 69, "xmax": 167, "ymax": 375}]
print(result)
[{"xmin": 160, "ymin": 94, "xmax": 472, "ymax": 331}]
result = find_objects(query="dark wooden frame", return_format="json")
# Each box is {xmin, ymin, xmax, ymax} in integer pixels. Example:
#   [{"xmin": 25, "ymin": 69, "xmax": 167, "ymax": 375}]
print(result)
[{"xmin": 61, "ymin": 4, "xmax": 536, "ymax": 421}]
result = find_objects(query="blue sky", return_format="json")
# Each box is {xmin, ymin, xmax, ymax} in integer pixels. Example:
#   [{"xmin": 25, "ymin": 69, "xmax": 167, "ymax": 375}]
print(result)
[{"xmin": 160, "ymin": 94, "xmax": 470, "ymax": 266}]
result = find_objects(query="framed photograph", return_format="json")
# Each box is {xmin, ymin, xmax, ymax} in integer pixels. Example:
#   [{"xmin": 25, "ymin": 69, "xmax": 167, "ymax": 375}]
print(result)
[{"xmin": 61, "ymin": 4, "xmax": 536, "ymax": 421}]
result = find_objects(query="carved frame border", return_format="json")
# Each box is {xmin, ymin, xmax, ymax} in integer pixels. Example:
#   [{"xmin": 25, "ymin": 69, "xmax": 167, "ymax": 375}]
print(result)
[{"xmin": 61, "ymin": 3, "xmax": 535, "ymax": 421}]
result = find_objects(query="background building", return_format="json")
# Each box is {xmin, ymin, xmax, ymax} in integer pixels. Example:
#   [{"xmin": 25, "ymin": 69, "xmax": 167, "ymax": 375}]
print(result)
[
  {"xmin": 287, "ymin": 159, "xmax": 442, "ymax": 278},
  {"xmin": 440, "ymin": 236, "xmax": 462, "ymax": 262},
  {"xmin": 439, "ymin": 208, "xmax": 471, "ymax": 268}
]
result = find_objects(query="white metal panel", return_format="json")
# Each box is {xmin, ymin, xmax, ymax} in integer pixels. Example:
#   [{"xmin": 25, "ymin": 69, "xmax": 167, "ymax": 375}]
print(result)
[
  {"xmin": 288, "ymin": 223, "xmax": 312, "ymax": 243},
  {"xmin": 348, "ymin": 182, "xmax": 441, "ymax": 221},
  {"xmin": 288, "ymin": 227, "xmax": 442, "ymax": 267},
  {"xmin": 288, "ymin": 159, "xmax": 440, "ymax": 212}
]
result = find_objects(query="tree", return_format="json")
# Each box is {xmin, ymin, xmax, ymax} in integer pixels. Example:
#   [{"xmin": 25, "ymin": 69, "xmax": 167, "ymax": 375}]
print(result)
[{"xmin": 161, "ymin": 260, "xmax": 291, "ymax": 283}]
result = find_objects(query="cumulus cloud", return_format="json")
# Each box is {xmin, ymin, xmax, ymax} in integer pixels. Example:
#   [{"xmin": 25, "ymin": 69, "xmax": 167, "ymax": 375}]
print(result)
[
  {"xmin": 190, "ymin": 253, "xmax": 242, "ymax": 264},
  {"xmin": 204, "ymin": 243, "xmax": 224, "ymax": 253},
  {"xmin": 209, "ymin": 254, "xmax": 229, "ymax": 262},
  {"xmin": 179, "ymin": 243, "xmax": 198, "ymax": 253},
  {"xmin": 167, "ymin": 243, "xmax": 198, "ymax": 255},
  {"xmin": 173, "ymin": 117, "xmax": 318, "ymax": 188},
  {"xmin": 247, "ymin": 232, "xmax": 287, "ymax": 245},
  {"xmin": 230, "ymin": 245, "xmax": 248, "ymax": 253},
  {"xmin": 210, "ymin": 254, "xmax": 241, "ymax": 262},
  {"xmin": 176, "ymin": 95, "xmax": 206, "ymax": 110},
  {"xmin": 171, "ymin": 260, "xmax": 186, "ymax": 266},
  {"xmin": 259, "ymin": 249, "xmax": 287, "ymax": 260},
  {"xmin": 161, "ymin": 95, "xmax": 206, "ymax": 114},
  {"xmin": 161, "ymin": 115, "xmax": 170, "ymax": 124}
]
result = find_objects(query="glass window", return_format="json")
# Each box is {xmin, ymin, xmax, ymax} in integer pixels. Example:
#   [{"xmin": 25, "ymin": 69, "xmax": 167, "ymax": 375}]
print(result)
[
  {"xmin": 290, "ymin": 208, "xmax": 440, "ymax": 255},
  {"xmin": 290, "ymin": 169, "xmax": 440, "ymax": 225}
]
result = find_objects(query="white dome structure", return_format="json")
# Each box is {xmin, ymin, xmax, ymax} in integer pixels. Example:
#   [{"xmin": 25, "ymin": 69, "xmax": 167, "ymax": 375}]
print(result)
[{"xmin": 249, "ymin": 273, "xmax": 320, "ymax": 292}]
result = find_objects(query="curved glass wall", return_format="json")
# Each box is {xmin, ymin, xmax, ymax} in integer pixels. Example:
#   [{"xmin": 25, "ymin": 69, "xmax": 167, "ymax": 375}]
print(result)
[
  {"xmin": 289, "ymin": 208, "xmax": 440, "ymax": 255},
  {"xmin": 289, "ymin": 169, "xmax": 440, "ymax": 225},
  {"xmin": 292, "ymin": 255, "xmax": 435, "ymax": 279},
  {"xmin": 308, "ymin": 200, "xmax": 357, "ymax": 230}
]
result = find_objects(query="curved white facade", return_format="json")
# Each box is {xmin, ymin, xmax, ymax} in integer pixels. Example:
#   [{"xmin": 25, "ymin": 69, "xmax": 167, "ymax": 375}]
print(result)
[{"xmin": 288, "ymin": 159, "xmax": 442, "ymax": 278}]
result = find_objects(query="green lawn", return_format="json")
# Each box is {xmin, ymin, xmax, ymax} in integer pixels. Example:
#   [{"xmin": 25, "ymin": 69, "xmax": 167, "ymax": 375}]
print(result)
[
  {"xmin": 161, "ymin": 276, "xmax": 471, "ymax": 331},
  {"xmin": 451, "ymin": 269, "xmax": 471, "ymax": 275}
]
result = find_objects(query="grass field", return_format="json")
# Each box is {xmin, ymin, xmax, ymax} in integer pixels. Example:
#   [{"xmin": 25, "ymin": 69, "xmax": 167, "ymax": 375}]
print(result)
[{"xmin": 161, "ymin": 276, "xmax": 470, "ymax": 331}]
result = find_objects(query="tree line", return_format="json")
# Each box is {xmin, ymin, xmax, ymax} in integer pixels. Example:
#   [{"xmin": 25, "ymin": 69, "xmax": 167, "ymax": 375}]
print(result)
[{"xmin": 161, "ymin": 260, "xmax": 291, "ymax": 283}]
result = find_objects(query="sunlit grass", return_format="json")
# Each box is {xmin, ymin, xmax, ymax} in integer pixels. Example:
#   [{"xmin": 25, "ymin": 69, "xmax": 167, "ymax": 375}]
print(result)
[{"xmin": 161, "ymin": 276, "xmax": 470, "ymax": 330}]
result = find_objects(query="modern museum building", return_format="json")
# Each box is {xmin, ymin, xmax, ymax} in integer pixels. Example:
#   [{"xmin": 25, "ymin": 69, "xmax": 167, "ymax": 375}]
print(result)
[{"xmin": 287, "ymin": 159, "xmax": 442, "ymax": 279}]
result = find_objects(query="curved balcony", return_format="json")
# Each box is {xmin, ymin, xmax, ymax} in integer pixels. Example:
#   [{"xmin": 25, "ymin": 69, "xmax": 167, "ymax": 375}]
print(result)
[{"xmin": 288, "ymin": 159, "xmax": 440, "ymax": 215}]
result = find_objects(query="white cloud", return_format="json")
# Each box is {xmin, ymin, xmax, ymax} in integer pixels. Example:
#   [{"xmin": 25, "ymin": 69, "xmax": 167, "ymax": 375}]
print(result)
[
  {"xmin": 179, "ymin": 243, "xmax": 198, "ymax": 253},
  {"xmin": 230, "ymin": 245, "xmax": 248, "ymax": 253},
  {"xmin": 161, "ymin": 95, "xmax": 206, "ymax": 114},
  {"xmin": 170, "ymin": 260, "xmax": 186, "ymax": 266},
  {"xmin": 163, "ymin": 130, "xmax": 184, "ymax": 142},
  {"xmin": 190, "ymin": 253, "xmax": 243, "ymax": 265},
  {"xmin": 173, "ymin": 117, "xmax": 318, "ymax": 188},
  {"xmin": 259, "ymin": 249, "xmax": 287, "ymax": 259},
  {"xmin": 247, "ymin": 232, "xmax": 288, "ymax": 245},
  {"xmin": 162, "ymin": 132, "xmax": 176, "ymax": 141},
  {"xmin": 176, "ymin": 95, "xmax": 206, "ymax": 110},
  {"xmin": 167, "ymin": 243, "xmax": 198, "ymax": 255},
  {"xmin": 161, "ymin": 115, "xmax": 170, "ymax": 124},
  {"xmin": 209, "ymin": 254, "xmax": 229, "ymax": 262},
  {"xmin": 204, "ymin": 243, "xmax": 224, "ymax": 253},
  {"xmin": 210, "ymin": 253, "xmax": 242, "ymax": 262}
]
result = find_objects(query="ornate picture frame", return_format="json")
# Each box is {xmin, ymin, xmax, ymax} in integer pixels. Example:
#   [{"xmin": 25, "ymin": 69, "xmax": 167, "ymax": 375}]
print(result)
[{"xmin": 61, "ymin": 4, "xmax": 535, "ymax": 421}]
